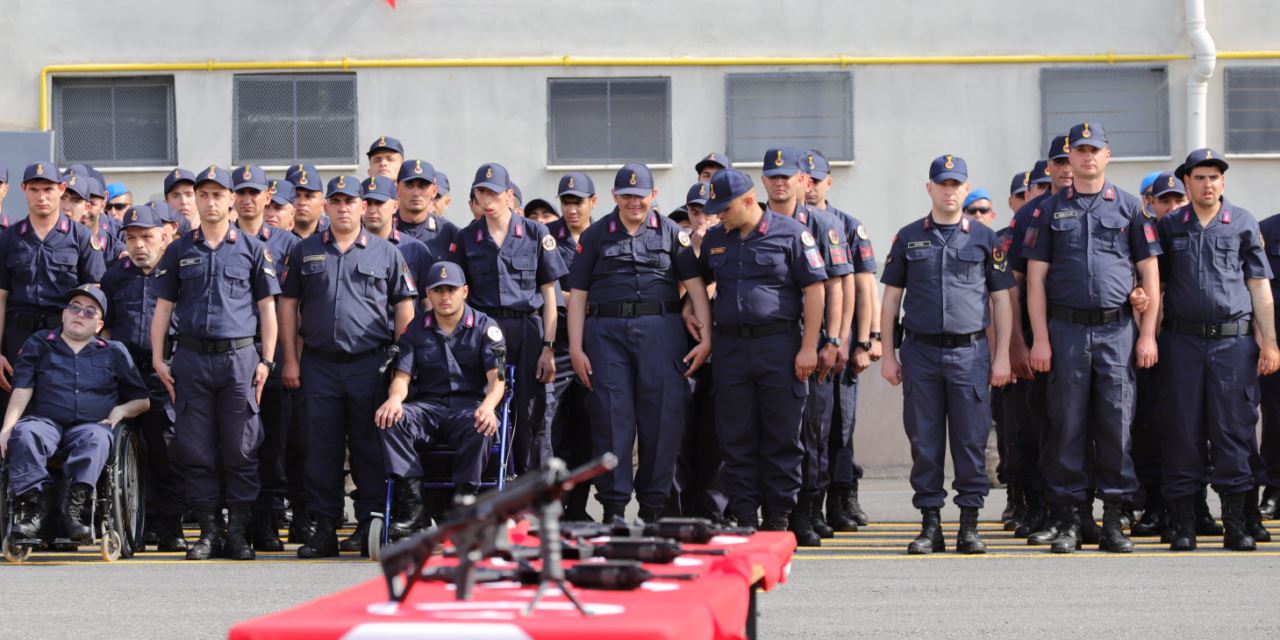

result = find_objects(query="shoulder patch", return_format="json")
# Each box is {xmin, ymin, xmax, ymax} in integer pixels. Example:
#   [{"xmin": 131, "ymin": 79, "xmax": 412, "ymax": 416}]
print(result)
[
  {"xmin": 677, "ymin": 231, "xmax": 691, "ymax": 247},
  {"xmin": 541, "ymin": 235, "xmax": 556, "ymax": 252},
  {"xmin": 264, "ymin": 247, "xmax": 273, "ymax": 263},
  {"xmin": 856, "ymin": 224, "xmax": 868, "ymax": 240},
  {"xmin": 486, "ymin": 325, "xmax": 504, "ymax": 342},
  {"xmin": 801, "ymin": 231, "xmax": 816, "ymax": 247},
  {"xmin": 828, "ymin": 228, "xmax": 841, "ymax": 245}
]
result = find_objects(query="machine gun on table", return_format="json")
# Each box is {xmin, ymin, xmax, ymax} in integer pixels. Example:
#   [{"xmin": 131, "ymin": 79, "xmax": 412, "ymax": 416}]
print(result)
[{"xmin": 558, "ymin": 516, "xmax": 755, "ymax": 544}]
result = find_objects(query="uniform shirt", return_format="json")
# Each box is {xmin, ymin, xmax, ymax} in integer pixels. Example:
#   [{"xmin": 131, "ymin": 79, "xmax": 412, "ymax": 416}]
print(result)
[
  {"xmin": 1020, "ymin": 183, "xmax": 1161, "ymax": 311},
  {"xmin": 238, "ymin": 222, "xmax": 300, "ymax": 287},
  {"xmin": 100, "ymin": 257, "xmax": 163, "ymax": 355},
  {"xmin": 99, "ymin": 215, "xmax": 123, "ymax": 241},
  {"xmin": 95, "ymin": 228, "xmax": 128, "ymax": 270},
  {"xmin": 386, "ymin": 227, "xmax": 432, "ymax": 299},
  {"xmin": 0, "ymin": 214, "xmax": 105, "ymax": 314},
  {"xmin": 11, "ymin": 330, "xmax": 148, "ymax": 425},
  {"xmin": 545, "ymin": 218, "xmax": 580, "ymax": 307},
  {"xmin": 768, "ymin": 203, "xmax": 854, "ymax": 279},
  {"xmin": 450, "ymin": 215, "xmax": 568, "ymax": 313},
  {"xmin": 281, "ymin": 229, "xmax": 416, "ymax": 353},
  {"xmin": 1260, "ymin": 214, "xmax": 1280, "ymax": 335},
  {"xmin": 154, "ymin": 226, "xmax": 280, "ymax": 340},
  {"xmin": 818, "ymin": 204, "xmax": 877, "ymax": 274},
  {"xmin": 1006, "ymin": 191, "xmax": 1052, "ymax": 274},
  {"xmin": 395, "ymin": 213, "xmax": 456, "ymax": 264},
  {"xmin": 567, "ymin": 209, "xmax": 699, "ymax": 303},
  {"xmin": 396, "ymin": 305, "xmax": 505, "ymax": 403},
  {"xmin": 882, "ymin": 216, "xmax": 1013, "ymax": 335},
  {"xmin": 1157, "ymin": 198, "xmax": 1271, "ymax": 324},
  {"xmin": 697, "ymin": 210, "xmax": 828, "ymax": 325}
]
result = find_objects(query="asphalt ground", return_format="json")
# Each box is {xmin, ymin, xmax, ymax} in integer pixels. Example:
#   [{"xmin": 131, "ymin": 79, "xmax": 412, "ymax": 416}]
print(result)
[{"xmin": 2, "ymin": 481, "xmax": 1278, "ymax": 639}]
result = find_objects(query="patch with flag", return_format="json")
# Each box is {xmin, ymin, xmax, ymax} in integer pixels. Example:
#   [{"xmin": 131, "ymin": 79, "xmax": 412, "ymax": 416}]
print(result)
[
  {"xmin": 1144, "ymin": 222, "xmax": 1157, "ymax": 243},
  {"xmin": 1023, "ymin": 227, "xmax": 1039, "ymax": 249},
  {"xmin": 804, "ymin": 247, "xmax": 825, "ymax": 270},
  {"xmin": 403, "ymin": 264, "xmax": 417, "ymax": 291}
]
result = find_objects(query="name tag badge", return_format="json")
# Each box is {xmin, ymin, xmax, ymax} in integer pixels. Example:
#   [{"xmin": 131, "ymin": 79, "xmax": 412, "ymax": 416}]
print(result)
[
  {"xmin": 303, "ymin": 254, "xmax": 326, "ymax": 263},
  {"xmin": 178, "ymin": 257, "xmax": 202, "ymax": 267},
  {"xmin": 709, "ymin": 246, "xmax": 727, "ymax": 255},
  {"xmin": 1053, "ymin": 210, "xmax": 1077, "ymax": 219},
  {"xmin": 906, "ymin": 240, "xmax": 932, "ymax": 249}
]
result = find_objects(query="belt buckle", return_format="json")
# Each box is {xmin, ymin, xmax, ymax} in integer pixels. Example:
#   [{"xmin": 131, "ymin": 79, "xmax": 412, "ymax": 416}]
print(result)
[
  {"xmin": 620, "ymin": 302, "xmax": 635, "ymax": 317},
  {"xmin": 941, "ymin": 335, "xmax": 957, "ymax": 348},
  {"xmin": 740, "ymin": 325, "xmax": 754, "ymax": 338},
  {"xmin": 1206, "ymin": 323, "xmax": 1220, "ymax": 338}
]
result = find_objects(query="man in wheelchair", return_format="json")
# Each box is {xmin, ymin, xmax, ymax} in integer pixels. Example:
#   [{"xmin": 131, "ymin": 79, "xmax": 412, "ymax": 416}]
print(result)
[
  {"xmin": 0, "ymin": 285, "xmax": 150, "ymax": 543},
  {"xmin": 374, "ymin": 261, "xmax": 505, "ymax": 537}
]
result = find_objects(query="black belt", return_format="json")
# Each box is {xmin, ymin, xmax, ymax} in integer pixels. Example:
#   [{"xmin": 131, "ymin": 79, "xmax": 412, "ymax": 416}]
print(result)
[
  {"xmin": 306, "ymin": 346, "xmax": 386, "ymax": 363},
  {"xmin": 714, "ymin": 321, "xmax": 794, "ymax": 339},
  {"xmin": 1163, "ymin": 318, "xmax": 1252, "ymax": 339},
  {"xmin": 176, "ymin": 336, "xmax": 255, "ymax": 354},
  {"xmin": 1049, "ymin": 304, "xmax": 1130, "ymax": 326},
  {"xmin": 588, "ymin": 301, "xmax": 681, "ymax": 318},
  {"xmin": 473, "ymin": 306, "xmax": 533, "ymax": 319},
  {"xmin": 7, "ymin": 311, "xmax": 62, "ymax": 331},
  {"xmin": 906, "ymin": 329, "xmax": 985, "ymax": 348}
]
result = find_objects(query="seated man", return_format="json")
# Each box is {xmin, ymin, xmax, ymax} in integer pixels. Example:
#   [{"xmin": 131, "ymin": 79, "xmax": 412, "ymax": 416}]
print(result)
[
  {"xmin": 0, "ymin": 285, "xmax": 150, "ymax": 543},
  {"xmin": 375, "ymin": 261, "xmax": 505, "ymax": 538}
]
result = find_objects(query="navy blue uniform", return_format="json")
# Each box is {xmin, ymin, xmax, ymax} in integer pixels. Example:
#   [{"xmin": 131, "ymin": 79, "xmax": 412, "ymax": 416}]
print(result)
[
  {"xmin": 450, "ymin": 214, "xmax": 567, "ymax": 474},
  {"xmin": 154, "ymin": 226, "xmax": 280, "ymax": 507},
  {"xmin": 94, "ymin": 228, "xmax": 128, "ymax": 270},
  {"xmin": 381, "ymin": 306, "xmax": 502, "ymax": 489},
  {"xmin": 1259, "ymin": 214, "xmax": 1280, "ymax": 491},
  {"xmin": 386, "ymin": 227, "xmax": 433, "ymax": 303},
  {"xmin": 1005, "ymin": 191, "xmax": 1054, "ymax": 492},
  {"xmin": 1157, "ymin": 201, "xmax": 1271, "ymax": 499},
  {"xmin": 395, "ymin": 213, "xmax": 456, "ymax": 265},
  {"xmin": 569, "ymin": 210, "xmax": 698, "ymax": 512},
  {"xmin": 1021, "ymin": 183, "xmax": 1161, "ymax": 505},
  {"xmin": 883, "ymin": 216, "xmax": 1013, "ymax": 509},
  {"xmin": 6, "ymin": 331, "xmax": 148, "ymax": 497}
]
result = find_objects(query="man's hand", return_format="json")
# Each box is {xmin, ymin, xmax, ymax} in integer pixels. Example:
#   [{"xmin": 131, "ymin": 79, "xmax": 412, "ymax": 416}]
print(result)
[
  {"xmin": 869, "ymin": 339, "xmax": 883, "ymax": 362},
  {"xmin": 681, "ymin": 304, "xmax": 703, "ymax": 341},
  {"xmin": 570, "ymin": 349, "xmax": 594, "ymax": 391},
  {"xmin": 682, "ymin": 341, "xmax": 711, "ymax": 377},
  {"xmin": 1009, "ymin": 338, "xmax": 1033, "ymax": 380},
  {"xmin": 990, "ymin": 356, "xmax": 1013, "ymax": 388},
  {"xmin": 281, "ymin": 360, "xmax": 301, "ymax": 390},
  {"xmin": 817, "ymin": 344, "xmax": 838, "ymax": 381},
  {"xmin": 1259, "ymin": 342, "xmax": 1280, "ymax": 376},
  {"xmin": 154, "ymin": 360, "xmax": 176, "ymax": 403},
  {"xmin": 0, "ymin": 355, "xmax": 12, "ymax": 393},
  {"xmin": 535, "ymin": 347, "xmax": 556, "ymax": 384},
  {"xmin": 1029, "ymin": 340, "xmax": 1052, "ymax": 373},
  {"xmin": 1136, "ymin": 334, "xmax": 1158, "ymax": 369},
  {"xmin": 794, "ymin": 347, "xmax": 818, "ymax": 382},
  {"xmin": 0, "ymin": 428, "xmax": 12, "ymax": 458},
  {"xmin": 853, "ymin": 347, "xmax": 872, "ymax": 374},
  {"xmin": 101, "ymin": 407, "xmax": 126, "ymax": 427},
  {"xmin": 474, "ymin": 404, "xmax": 498, "ymax": 436},
  {"xmin": 374, "ymin": 396, "xmax": 404, "ymax": 430},
  {"xmin": 253, "ymin": 363, "xmax": 269, "ymax": 404},
  {"xmin": 881, "ymin": 356, "xmax": 902, "ymax": 386},
  {"xmin": 1129, "ymin": 287, "xmax": 1151, "ymax": 315},
  {"xmin": 834, "ymin": 343, "xmax": 850, "ymax": 373}
]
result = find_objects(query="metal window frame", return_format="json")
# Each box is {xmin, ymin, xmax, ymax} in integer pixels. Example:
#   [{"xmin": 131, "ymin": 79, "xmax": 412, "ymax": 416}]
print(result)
[
  {"xmin": 545, "ymin": 76, "xmax": 672, "ymax": 165},
  {"xmin": 1039, "ymin": 65, "xmax": 1170, "ymax": 158},
  {"xmin": 51, "ymin": 75, "xmax": 177, "ymax": 167},
  {"xmin": 724, "ymin": 71, "xmax": 855, "ymax": 162},
  {"xmin": 232, "ymin": 72, "xmax": 359, "ymax": 166},
  {"xmin": 1224, "ymin": 66, "xmax": 1280, "ymax": 155}
]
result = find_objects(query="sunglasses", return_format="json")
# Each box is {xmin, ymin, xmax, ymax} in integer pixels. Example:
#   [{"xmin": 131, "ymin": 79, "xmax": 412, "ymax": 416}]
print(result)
[
  {"xmin": 965, "ymin": 207, "xmax": 992, "ymax": 214},
  {"xmin": 107, "ymin": 203, "xmax": 131, "ymax": 211},
  {"xmin": 66, "ymin": 303, "xmax": 101, "ymax": 319}
]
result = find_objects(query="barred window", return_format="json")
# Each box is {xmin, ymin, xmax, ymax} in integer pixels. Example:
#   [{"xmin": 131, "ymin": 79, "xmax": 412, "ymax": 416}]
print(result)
[
  {"xmin": 52, "ymin": 76, "xmax": 177, "ymax": 167},
  {"xmin": 1040, "ymin": 67, "xmax": 1170, "ymax": 158},
  {"xmin": 547, "ymin": 77, "xmax": 671, "ymax": 165},
  {"xmin": 234, "ymin": 73, "xmax": 358, "ymax": 165},
  {"xmin": 1224, "ymin": 67, "xmax": 1280, "ymax": 154},
  {"xmin": 726, "ymin": 72, "xmax": 854, "ymax": 162}
]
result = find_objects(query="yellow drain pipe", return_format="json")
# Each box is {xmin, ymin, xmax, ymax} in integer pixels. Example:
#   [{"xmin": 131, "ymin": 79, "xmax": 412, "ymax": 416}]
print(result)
[{"xmin": 37, "ymin": 51, "xmax": 1280, "ymax": 130}]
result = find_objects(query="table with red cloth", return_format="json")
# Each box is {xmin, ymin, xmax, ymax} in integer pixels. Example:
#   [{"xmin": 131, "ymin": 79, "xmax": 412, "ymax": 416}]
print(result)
[{"xmin": 229, "ymin": 531, "xmax": 796, "ymax": 640}]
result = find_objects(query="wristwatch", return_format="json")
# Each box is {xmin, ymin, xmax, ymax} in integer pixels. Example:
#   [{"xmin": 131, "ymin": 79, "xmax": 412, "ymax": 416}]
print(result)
[
  {"xmin": 855, "ymin": 341, "xmax": 873, "ymax": 352},
  {"xmin": 825, "ymin": 336, "xmax": 842, "ymax": 349},
  {"xmin": 259, "ymin": 358, "xmax": 277, "ymax": 373},
  {"xmin": 542, "ymin": 341, "xmax": 555, "ymax": 350},
  {"xmin": 869, "ymin": 332, "xmax": 882, "ymax": 341}
]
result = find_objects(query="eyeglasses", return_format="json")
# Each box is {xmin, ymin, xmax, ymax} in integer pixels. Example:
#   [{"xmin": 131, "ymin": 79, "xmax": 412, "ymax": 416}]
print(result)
[
  {"xmin": 107, "ymin": 203, "xmax": 131, "ymax": 211},
  {"xmin": 965, "ymin": 207, "xmax": 992, "ymax": 214},
  {"xmin": 66, "ymin": 303, "xmax": 101, "ymax": 319}
]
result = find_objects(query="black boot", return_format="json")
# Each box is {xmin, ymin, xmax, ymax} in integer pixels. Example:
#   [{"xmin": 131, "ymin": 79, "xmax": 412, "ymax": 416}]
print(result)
[
  {"xmin": 1221, "ymin": 492, "xmax": 1257, "ymax": 551},
  {"xmin": 732, "ymin": 506, "xmax": 759, "ymax": 531},
  {"xmin": 845, "ymin": 480, "xmax": 869, "ymax": 526},
  {"xmin": 810, "ymin": 491, "xmax": 834, "ymax": 539},
  {"xmin": 601, "ymin": 503, "xmax": 627, "ymax": 524},
  {"xmin": 287, "ymin": 501, "xmax": 316, "ymax": 544},
  {"xmin": 390, "ymin": 478, "xmax": 429, "ymax": 538},
  {"xmin": 825, "ymin": 486, "xmax": 858, "ymax": 532},
  {"xmin": 1003, "ymin": 482, "xmax": 1025, "ymax": 532},
  {"xmin": 185, "ymin": 509, "xmax": 223, "ymax": 560},
  {"xmin": 223, "ymin": 505, "xmax": 256, "ymax": 560},
  {"xmin": 339, "ymin": 519, "xmax": 370, "ymax": 553},
  {"xmin": 1002, "ymin": 482, "xmax": 1020, "ymax": 524},
  {"xmin": 62, "ymin": 483, "xmax": 95, "ymax": 544},
  {"xmin": 1099, "ymin": 500, "xmax": 1134, "ymax": 553},
  {"xmin": 298, "ymin": 515, "xmax": 340, "ymax": 558},
  {"xmin": 637, "ymin": 506, "xmax": 662, "ymax": 524},
  {"xmin": 251, "ymin": 510, "xmax": 284, "ymax": 552},
  {"xmin": 1168, "ymin": 496, "xmax": 1197, "ymax": 552},
  {"xmin": 1049, "ymin": 504, "xmax": 1081, "ymax": 554},
  {"xmin": 1131, "ymin": 487, "xmax": 1168, "ymax": 537},
  {"xmin": 760, "ymin": 509, "xmax": 789, "ymax": 532},
  {"xmin": 788, "ymin": 495, "xmax": 821, "ymax": 547},
  {"xmin": 156, "ymin": 513, "xmax": 188, "ymax": 552},
  {"xmin": 11, "ymin": 490, "xmax": 46, "ymax": 542},
  {"xmin": 1243, "ymin": 487, "xmax": 1272, "ymax": 543},
  {"xmin": 1260, "ymin": 486, "xmax": 1280, "ymax": 519},
  {"xmin": 907, "ymin": 507, "xmax": 944, "ymax": 554},
  {"xmin": 1077, "ymin": 501, "xmax": 1102, "ymax": 545},
  {"xmin": 957, "ymin": 507, "xmax": 986, "ymax": 554},
  {"xmin": 1196, "ymin": 488, "xmax": 1224, "ymax": 536},
  {"xmin": 1016, "ymin": 488, "xmax": 1049, "ymax": 540}
]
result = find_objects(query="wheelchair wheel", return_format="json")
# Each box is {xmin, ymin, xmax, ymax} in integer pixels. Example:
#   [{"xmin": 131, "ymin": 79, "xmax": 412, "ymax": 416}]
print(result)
[
  {"xmin": 113, "ymin": 425, "xmax": 145, "ymax": 558},
  {"xmin": 100, "ymin": 528, "xmax": 123, "ymax": 562},
  {"xmin": 367, "ymin": 515, "xmax": 384, "ymax": 562},
  {"xmin": 3, "ymin": 536, "xmax": 32, "ymax": 563}
]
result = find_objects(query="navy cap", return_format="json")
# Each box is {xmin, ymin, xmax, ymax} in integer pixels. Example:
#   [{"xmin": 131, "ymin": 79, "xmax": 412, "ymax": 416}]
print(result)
[
  {"xmin": 685, "ymin": 182, "xmax": 710, "ymax": 207},
  {"xmin": 65, "ymin": 284, "xmax": 108, "ymax": 317},
  {"xmin": 325, "ymin": 175, "xmax": 363, "ymax": 199},
  {"xmin": 23, "ymin": 161, "xmax": 60, "ymax": 184},
  {"xmin": 613, "ymin": 163, "xmax": 655, "ymax": 196},
  {"xmin": 434, "ymin": 171, "xmax": 450, "ymax": 195},
  {"xmin": 285, "ymin": 164, "xmax": 323, "ymax": 192},
  {"xmin": 164, "ymin": 168, "xmax": 196, "ymax": 195},
  {"xmin": 761, "ymin": 147, "xmax": 805, "ymax": 178},
  {"xmin": 233, "ymin": 165, "xmax": 270, "ymax": 192},
  {"xmin": 511, "ymin": 183, "xmax": 523, "ymax": 206},
  {"xmin": 1151, "ymin": 171, "xmax": 1186, "ymax": 198},
  {"xmin": 524, "ymin": 198, "xmax": 558, "ymax": 218},
  {"xmin": 1175, "ymin": 148, "xmax": 1229, "ymax": 180},
  {"xmin": 804, "ymin": 149, "xmax": 832, "ymax": 180},
  {"xmin": 194, "ymin": 165, "xmax": 233, "ymax": 190},
  {"xmin": 1029, "ymin": 159, "xmax": 1052, "ymax": 185},
  {"xmin": 558, "ymin": 172, "xmax": 596, "ymax": 198},
  {"xmin": 704, "ymin": 168, "xmax": 754, "ymax": 215},
  {"xmin": 929, "ymin": 154, "xmax": 968, "ymax": 183},
  {"xmin": 84, "ymin": 176, "xmax": 105, "ymax": 199},
  {"xmin": 151, "ymin": 201, "xmax": 180, "ymax": 224},
  {"xmin": 695, "ymin": 152, "xmax": 730, "ymax": 175},
  {"xmin": 361, "ymin": 175, "xmax": 398, "ymax": 202},
  {"xmin": 472, "ymin": 163, "xmax": 512, "ymax": 193},
  {"xmin": 668, "ymin": 207, "xmax": 689, "ymax": 224},
  {"xmin": 0, "ymin": 161, "xmax": 7, "ymax": 183},
  {"xmin": 398, "ymin": 159, "xmax": 436, "ymax": 185},
  {"xmin": 121, "ymin": 204, "xmax": 162, "ymax": 230},
  {"xmin": 1067, "ymin": 121, "xmax": 1108, "ymax": 149},
  {"xmin": 63, "ymin": 173, "xmax": 91, "ymax": 200},
  {"xmin": 269, "ymin": 179, "xmax": 296, "ymax": 205},
  {"xmin": 425, "ymin": 261, "xmax": 466, "ymax": 290},
  {"xmin": 63, "ymin": 164, "xmax": 104, "ymax": 187},
  {"xmin": 367, "ymin": 135, "xmax": 405, "ymax": 157},
  {"xmin": 1010, "ymin": 171, "xmax": 1030, "ymax": 196},
  {"xmin": 1047, "ymin": 135, "xmax": 1071, "ymax": 161}
]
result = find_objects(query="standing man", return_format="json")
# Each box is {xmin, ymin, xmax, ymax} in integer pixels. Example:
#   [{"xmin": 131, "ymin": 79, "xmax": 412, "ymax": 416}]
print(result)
[
  {"xmin": 695, "ymin": 152, "xmax": 730, "ymax": 183},
  {"xmin": 880, "ymin": 155, "xmax": 1014, "ymax": 554},
  {"xmin": 367, "ymin": 136, "xmax": 406, "ymax": 180},
  {"xmin": 105, "ymin": 183, "xmax": 132, "ymax": 225},
  {"xmin": 364, "ymin": 174, "xmax": 432, "ymax": 301},
  {"xmin": 396, "ymin": 160, "xmax": 456, "ymax": 262},
  {"xmin": 265, "ymin": 180, "xmax": 297, "ymax": 232},
  {"xmin": 1023, "ymin": 122, "xmax": 1162, "ymax": 554},
  {"xmin": 1157, "ymin": 149, "xmax": 1278, "ymax": 551},
  {"xmin": 433, "ymin": 172, "xmax": 453, "ymax": 219},
  {"xmin": 151, "ymin": 165, "xmax": 280, "ymax": 561},
  {"xmin": 1258, "ymin": 206, "xmax": 1280, "ymax": 519},
  {"xmin": 164, "ymin": 168, "xmax": 199, "ymax": 234},
  {"xmin": 568, "ymin": 163, "xmax": 712, "ymax": 523},
  {"xmin": 286, "ymin": 164, "xmax": 327, "ymax": 240}
]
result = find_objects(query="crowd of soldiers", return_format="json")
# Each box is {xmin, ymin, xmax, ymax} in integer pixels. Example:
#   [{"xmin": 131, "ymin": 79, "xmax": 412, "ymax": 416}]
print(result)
[{"xmin": 0, "ymin": 120, "xmax": 1275, "ymax": 560}]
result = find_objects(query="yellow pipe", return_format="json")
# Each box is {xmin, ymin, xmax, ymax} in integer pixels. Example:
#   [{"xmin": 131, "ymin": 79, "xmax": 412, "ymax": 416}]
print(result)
[{"xmin": 37, "ymin": 50, "xmax": 1280, "ymax": 130}]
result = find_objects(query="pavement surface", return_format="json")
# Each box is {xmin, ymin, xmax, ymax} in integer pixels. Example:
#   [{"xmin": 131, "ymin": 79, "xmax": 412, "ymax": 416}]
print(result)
[{"xmin": 2, "ymin": 480, "xmax": 1278, "ymax": 639}]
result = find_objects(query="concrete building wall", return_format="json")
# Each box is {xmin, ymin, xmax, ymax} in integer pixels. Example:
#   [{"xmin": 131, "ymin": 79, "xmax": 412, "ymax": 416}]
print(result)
[{"xmin": 2, "ymin": 0, "xmax": 1277, "ymax": 473}]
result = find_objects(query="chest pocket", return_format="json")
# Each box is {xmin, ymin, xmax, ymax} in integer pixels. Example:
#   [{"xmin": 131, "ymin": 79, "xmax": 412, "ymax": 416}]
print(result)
[
  {"xmin": 1268, "ymin": 242, "xmax": 1280, "ymax": 257},
  {"xmin": 506, "ymin": 251, "xmax": 537, "ymax": 287},
  {"xmin": 1049, "ymin": 216, "xmax": 1080, "ymax": 244},
  {"xmin": 222, "ymin": 266, "xmax": 250, "ymax": 300},
  {"xmin": 84, "ymin": 349, "xmax": 117, "ymax": 391},
  {"xmin": 5, "ymin": 246, "xmax": 34, "ymax": 278},
  {"xmin": 601, "ymin": 241, "xmax": 634, "ymax": 267},
  {"xmin": 300, "ymin": 260, "xmax": 328, "ymax": 277},
  {"xmin": 951, "ymin": 247, "xmax": 986, "ymax": 284},
  {"xmin": 637, "ymin": 235, "xmax": 672, "ymax": 270},
  {"xmin": 1095, "ymin": 215, "xmax": 1128, "ymax": 254},
  {"xmin": 356, "ymin": 261, "xmax": 388, "ymax": 296},
  {"xmin": 706, "ymin": 252, "xmax": 729, "ymax": 273},
  {"xmin": 466, "ymin": 251, "xmax": 495, "ymax": 275},
  {"xmin": 178, "ymin": 258, "xmax": 205, "ymax": 281},
  {"xmin": 1215, "ymin": 236, "xmax": 1241, "ymax": 272},
  {"xmin": 749, "ymin": 251, "xmax": 785, "ymax": 278},
  {"xmin": 49, "ymin": 248, "xmax": 79, "ymax": 276}
]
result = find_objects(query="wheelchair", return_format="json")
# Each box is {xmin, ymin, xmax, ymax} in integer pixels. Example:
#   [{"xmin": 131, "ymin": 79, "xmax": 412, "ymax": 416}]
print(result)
[
  {"xmin": 367, "ymin": 365, "xmax": 517, "ymax": 561},
  {"xmin": 0, "ymin": 421, "xmax": 147, "ymax": 562}
]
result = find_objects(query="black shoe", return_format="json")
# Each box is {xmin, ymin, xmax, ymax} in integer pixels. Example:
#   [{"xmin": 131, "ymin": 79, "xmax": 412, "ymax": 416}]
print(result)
[
  {"xmin": 810, "ymin": 492, "xmax": 834, "ymax": 539},
  {"xmin": 1049, "ymin": 505, "xmax": 1081, "ymax": 554},
  {"xmin": 637, "ymin": 506, "xmax": 662, "ymax": 524},
  {"xmin": 1243, "ymin": 487, "xmax": 1272, "ymax": 543},
  {"xmin": 185, "ymin": 509, "xmax": 224, "ymax": 560},
  {"xmin": 1168, "ymin": 496, "xmax": 1197, "ymax": 552},
  {"xmin": 1002, "ymin": 483, "xmax": 1020, "ymax": 523},
  {"xmin": 390, "ymin": 478, "xmax": 430, "ymax": 538},
  {"xmin": 223, "ymin": 505, "xmax": 256, "ymax": 560},
  {"xmin": 1196, "ymin": 488, "xmax": 1224, "ymax": 536},
  {"xmin": 1221, "ymin": 492, "xmax": 1257, "ymax": 551},
  {"xmin": 907, "ymin": 507, "xmax": 944, "ymax": 554},
  {"xmin": 11, "ymin": 490, "xmax": 47, "ymax": 542},
  {"xmin": 1099, "ymin": 500, "xmax": 1134, "ymax": 553},
  {"xmin": 142, "ymin": 524, "xmax": 159, "ymax": 549},
  {"xmin": 1131, "ymin": 487, "xmax": 1168, "ymax": 537},
  {"xmin": 846, "ymin": 480, "xmax": 869, "ymax": 526},
  {"xmin": 251, "ymin": 510, "xmax": 284, "ymax": 552},
  {"xmin": 1077, "ymin": 502, "xmax": 1102, "ymax": 545},
  {"xmin": 760, "ymin": 510, "xmax": 789, "ymax": 532},
  {"xmin": 288, "ymin": 503, "xmax": 316, "ymax": 544},
  {"xmin": 1260, "ymin": 486, "xmax": 1280, "ymax": 520},
  {"xmin": 339, "ymin": 519, "xmax": 370, "ymax": 553},
  {"xmin": 1016, "ymin": 488, "xmax": 1049, "ymax": 540},
  {"xmin": 957, "ymin": 507, "xmax": 986, "ymax": 554},
  {"xmin": 601, "ymin": 503, "xmax": 627, "ymax": 525},
  {"xmin": 732, "ymin": 506, "xmax": 760, "ymax": 532},
  {"xmin": 299, "ymin": 516, "xmax": 340, "ymax": 558},
  {"xmin": 62, "ymin": 483, "xmax": 94, "ymax": 544},
  {"xmin": 155, "ymin": 514, "xmax": 188, "ymax": 552},
  {"xmin": 788, "ymin": 495, "xmax": 821, "ymax": 547},
  {"xmin": 1003, "ymin": 482, "xmax": 1025, "ymax": 532},
  {"xmin": 825, "ymin": 486, "xmax": 858, "ymax": 532}
]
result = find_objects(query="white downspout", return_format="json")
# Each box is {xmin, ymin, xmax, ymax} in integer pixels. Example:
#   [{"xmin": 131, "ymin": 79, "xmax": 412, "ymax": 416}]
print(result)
[{"xmin": 1186, "ymin": 0, "xmax": 1216, "ymax": 150}]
